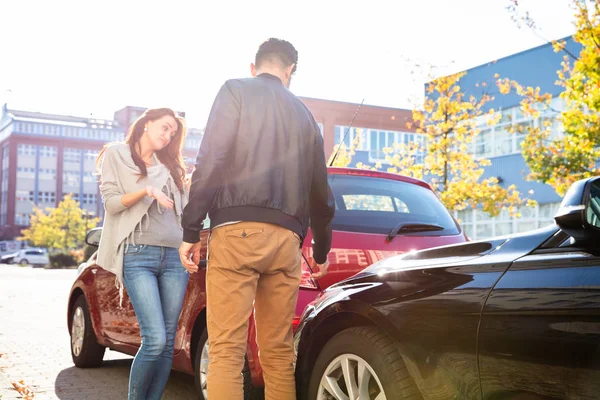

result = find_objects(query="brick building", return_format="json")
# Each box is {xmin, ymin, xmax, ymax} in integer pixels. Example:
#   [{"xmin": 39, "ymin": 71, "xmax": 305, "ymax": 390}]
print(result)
[{"xmin": 0, "ymin": 99, "xmax": 413, "ymax": 240}]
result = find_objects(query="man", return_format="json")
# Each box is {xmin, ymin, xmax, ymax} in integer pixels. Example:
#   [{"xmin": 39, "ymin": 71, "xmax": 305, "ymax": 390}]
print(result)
[{"xmin": 179, "ymin": 38, "xmax": 335, "ymax": 400}]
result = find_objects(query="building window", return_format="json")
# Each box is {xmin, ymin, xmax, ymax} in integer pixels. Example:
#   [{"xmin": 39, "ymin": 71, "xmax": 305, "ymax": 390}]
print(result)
[
  {"xmin": 39, "ymin": 168, "xmax": 57, "ymax": 180},
  {"xmin": 82, "ymin": 171, "xmax": 96, "ymax": 183},
  {"xmin": 538, "ymin": 202, "xmax": 560, "ymax": 228},
  {"xmin": 17, "ymin": 144, "xmax": 36, "ymax": 156},
  {"xmin": 63, "ymin": 171, "xmax": 81, "ymax": 187},
  {"xmin": 455, "ymin": 201, "xmax": 561, "ymax": 240},
  {"xmin": 15, "ymin": 190, "xmax": 29, "ymax": 202},
  {"xmin": 81, "ymin": 193, "xmax": 97, "ymax": 205},
  {"xmin": 17, "ymin": 167, "xmax": 36, "ymax": 179},
  {"xmin": 15, "ymin": 213, "xmax": 31, "ymax": 226},
  {"xmin": 37, "ymin": 191, "xmax": 56, "ymax": 204},
  {"xmin": 84, "ymin": 150, "xmax": 99, "ymax": 161},
  {"xmin": 64, "ymin": 148, "xmax": 81, "ymax": 163},
  {"xmin": 334, "ymin": 126, "xmax": 425, "ymax": 165},
  {"xmin": 40, "ymin": 146, "xmax": 57, "ymax": 158},
  {"xmin": 475, "ymin": 128, "xmax": 493, "ymax": 158},
  {"xmin": 472, "ymin": 97, "xmax": 566, "ymax": 159}
]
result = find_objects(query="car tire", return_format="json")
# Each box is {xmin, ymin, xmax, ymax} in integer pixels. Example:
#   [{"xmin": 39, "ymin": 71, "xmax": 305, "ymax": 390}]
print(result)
[
  {"xmin": 70, "ymin": 295, "xmax": 105, "ymax": 368},
  {"xmin": 19, "ymin": 259, "xmax": 28, "ymax": 266},
  {"xmin": 307, "ymin": 326, "xmax": 421, "ymax": 400},
  {"xmin": 194, "ymin": 328, "xmax": 265, "ymax": 400}
]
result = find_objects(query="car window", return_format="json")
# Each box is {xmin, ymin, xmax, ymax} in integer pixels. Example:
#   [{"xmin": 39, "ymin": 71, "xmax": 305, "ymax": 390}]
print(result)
[
  {"xmin": 25, "ymin": 250, "xmax": 43, "ymax": 255},
  {"xmin": 328, "ymin": 174, "xmax": 460, "ymax": 236},
  {"xmin": 342, "ymin": 195, "xmax": 395, "ymax": 212},
  {"xmin": 586, "ymin": 180, "xmax": 600, "ymax": 228}
]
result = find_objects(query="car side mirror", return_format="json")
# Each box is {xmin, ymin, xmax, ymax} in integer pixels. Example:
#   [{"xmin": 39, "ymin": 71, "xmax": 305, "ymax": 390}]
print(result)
[
  {"xmin": 554, "ymin": 177, "xmax": 600, "ymax": 240},
  {"xmin": 85, "ymin": 227, "xmax": 102, "ymax": 247}
]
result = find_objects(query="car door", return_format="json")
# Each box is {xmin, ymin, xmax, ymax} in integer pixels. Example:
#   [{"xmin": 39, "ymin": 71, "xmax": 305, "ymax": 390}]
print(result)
[
  {"xmin": 173, "ymin": 226, "xmax": 209, "ymax": 353},
  {"xmin": 97, "ymin": 216, "xmax": 211, "ymax": 349},
  {"xmin": 479, "ymin": 232, "xmax": 600, "ymax": 399},
  {"xmin": 28, "ymin": 250, "xmax": 44, "ymax": 264},
  {"xmin": 95, "ymin": 264, "xmax": 138, "ymax": 345}
]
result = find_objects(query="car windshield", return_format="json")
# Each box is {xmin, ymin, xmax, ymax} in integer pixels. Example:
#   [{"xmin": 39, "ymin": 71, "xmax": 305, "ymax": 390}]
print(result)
[{"xmin": 328, "ymin": 174, "xmax": 460, "ymax": 236}]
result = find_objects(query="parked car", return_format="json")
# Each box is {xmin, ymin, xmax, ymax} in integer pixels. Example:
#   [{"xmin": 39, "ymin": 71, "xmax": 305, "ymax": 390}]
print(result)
[
  {"xmin": 11, "ymin": 248, "xmax": 49, "ymax": 267},
  {"xmin": 66, "ymin": 167, "xmax": 467, "ymax": 399},
  {"xmin": 1, "ymin": 251, "xmax": 19, "ymax": 264},
  {"xmin": 294, "ymin": 176, "xmax": 600, "ymax": 400}
]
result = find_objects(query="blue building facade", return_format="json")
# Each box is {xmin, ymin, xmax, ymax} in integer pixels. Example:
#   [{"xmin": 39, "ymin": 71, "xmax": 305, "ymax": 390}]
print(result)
[
  {"xmin": 331, "ymin": 36, "xmax": 584, "ymax": 240},
  {"xmin": 453, "ymin": 35, "xmax": 583, "ymax": 239}
]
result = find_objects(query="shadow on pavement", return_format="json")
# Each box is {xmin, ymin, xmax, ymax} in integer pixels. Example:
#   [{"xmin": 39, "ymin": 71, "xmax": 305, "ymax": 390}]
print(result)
[{"xmin": 54, "ymin": 358, "xmax": 197, "ymax": 400}]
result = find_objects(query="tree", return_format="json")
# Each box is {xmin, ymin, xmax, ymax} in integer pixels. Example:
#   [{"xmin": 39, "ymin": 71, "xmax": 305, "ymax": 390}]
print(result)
[
  {"xmin": 328, "ymin": 128, "xmax": 378, "ymax": 168},
  {"xmin": 356, "ymin": 71, "xmax": 528, "ymax": 217},
  {"xmin": 498, "ymin": 0, "xmax": 600, "ymax": 196},
  {"xmin": 20, "ymin": 194, "xmax": 100, "ymax": 250}
]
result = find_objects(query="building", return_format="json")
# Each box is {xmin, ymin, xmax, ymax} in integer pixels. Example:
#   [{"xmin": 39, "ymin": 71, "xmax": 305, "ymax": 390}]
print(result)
[
  {"xmin": 0, "ymin": 105, "xmax": 204, "ymax": 240},
  {"xmin": 0, "ymin": 99, "xmax": 410, "ymax": 240},
  {"xmin": 302, "ymin": 97, "xmax": 417, "ymax": 165},
  {"xmin": 3, "ymin": 36, "xmax": 576, "ymax": 242},
  {"xmin": 446, "ymin": 36, "xmax": 583, "ymax": 240},
  {"xmin": 312, "ymin": 36, "xmax": 583, "ymax": 240}
]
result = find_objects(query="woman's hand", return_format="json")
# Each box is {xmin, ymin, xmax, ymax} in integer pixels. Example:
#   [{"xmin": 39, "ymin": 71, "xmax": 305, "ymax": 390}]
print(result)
[{"xmin": 146, "ymin": 186, "xmax": 174, "ymax": 209}]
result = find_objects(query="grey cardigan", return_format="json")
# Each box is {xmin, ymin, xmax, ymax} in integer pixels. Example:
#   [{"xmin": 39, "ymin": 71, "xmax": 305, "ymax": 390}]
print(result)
[{"xmin": 96, "ymin": 142, "xmax": 188, "ymax": 304}]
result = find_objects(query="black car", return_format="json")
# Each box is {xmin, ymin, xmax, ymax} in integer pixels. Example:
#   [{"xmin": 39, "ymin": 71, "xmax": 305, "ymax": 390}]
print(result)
[{"xmin": 294, "ymin": 177, "xmax": 600, "ymax": 400}]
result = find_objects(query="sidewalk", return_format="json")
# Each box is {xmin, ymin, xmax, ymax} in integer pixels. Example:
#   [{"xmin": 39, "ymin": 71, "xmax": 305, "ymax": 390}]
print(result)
[{"xmin": 0, "ymin": 265, "xmax": 197, "ymax": 399}]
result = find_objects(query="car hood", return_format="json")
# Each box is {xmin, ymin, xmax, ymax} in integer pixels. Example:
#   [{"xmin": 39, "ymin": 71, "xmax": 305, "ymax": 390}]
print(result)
[{"xmin": 336, "ymin": 224, "xmax": 560, "ymax": 286}]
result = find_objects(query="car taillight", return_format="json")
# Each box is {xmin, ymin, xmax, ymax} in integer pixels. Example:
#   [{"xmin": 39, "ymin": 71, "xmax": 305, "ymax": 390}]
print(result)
[{"xmin": 300, "ymin": 258, "xmax": 318, "ymax": 290}]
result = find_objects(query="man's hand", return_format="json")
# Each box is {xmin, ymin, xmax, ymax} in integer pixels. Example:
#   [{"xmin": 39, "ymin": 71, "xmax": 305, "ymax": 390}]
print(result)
[
  {"xmin": 309, "ymin": 258, "xmax": 330, "ymax": 279},
  {"xmin": 179, "ymin": 241, "xmax": 202, "ymax": 273}
]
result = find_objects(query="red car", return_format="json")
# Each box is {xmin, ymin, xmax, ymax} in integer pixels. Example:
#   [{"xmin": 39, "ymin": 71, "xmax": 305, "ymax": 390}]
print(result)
[{"xmin": 67, "ymin": 167, "xmax": 467, "ymax": 399}]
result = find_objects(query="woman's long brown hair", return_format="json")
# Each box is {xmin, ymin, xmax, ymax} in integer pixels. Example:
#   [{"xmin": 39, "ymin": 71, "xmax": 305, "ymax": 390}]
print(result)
[{"xmin": 97, "ymin": 108, "xmax": 188, "ymax": 191}]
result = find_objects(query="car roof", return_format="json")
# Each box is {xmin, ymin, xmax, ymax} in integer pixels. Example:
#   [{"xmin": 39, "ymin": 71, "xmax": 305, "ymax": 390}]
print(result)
[
  {"xmin": 186, "ymin": 167, "xmax": 432, "ymax": 191},
  {"xmin": 326, "ymin": 167, "xmax": 432, "ymax": 190}
]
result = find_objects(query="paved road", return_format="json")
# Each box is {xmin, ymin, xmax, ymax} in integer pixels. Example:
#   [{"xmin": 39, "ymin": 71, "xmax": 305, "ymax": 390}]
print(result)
[{"xmin": 0, "ymin": 265, "xmax": 198, "ymax": 400}]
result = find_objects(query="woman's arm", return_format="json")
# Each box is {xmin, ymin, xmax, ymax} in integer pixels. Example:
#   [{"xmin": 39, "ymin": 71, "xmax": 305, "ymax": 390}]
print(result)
[
  {"xmin": 119, "ymin": 188, "xmax": 149, "ymax": 208},
  {"xmin": 99, "ymin": 148, "xmax": 128, "ymax": 215},
  {"xmin": 99, "ymin": 147, "xmax": 174, "ymax": 212},
  {"xmin": 120, "ymin": 186, "xmax": 174, "ymax": 209}
]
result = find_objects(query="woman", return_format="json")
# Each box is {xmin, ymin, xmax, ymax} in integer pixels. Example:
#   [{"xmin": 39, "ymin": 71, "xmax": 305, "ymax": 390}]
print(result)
[{"xmin": 96, "ymin": 108, "xmax": 191, "ymax": 400}]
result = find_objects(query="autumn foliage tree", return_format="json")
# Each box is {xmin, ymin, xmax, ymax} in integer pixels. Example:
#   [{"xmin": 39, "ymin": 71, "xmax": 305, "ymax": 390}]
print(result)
[
  {"xmin": 357, "ymin": 71, "xmax": 527, "ymax": 217},
  {"xmin": 499, "ymin": 0, "xmax": 600, "ymax": 196},
  {"xmin": 328, "ymin": 128, "xmax": 365, "ymax": 167},
  {"xmin": 20, "ymin": 194, "xmax": 100, "ymax": 250}
]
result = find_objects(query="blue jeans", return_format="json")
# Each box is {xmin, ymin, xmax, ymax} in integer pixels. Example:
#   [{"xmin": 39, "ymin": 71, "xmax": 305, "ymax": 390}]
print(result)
[{"xmin": 122, "ymin": 245, "xmax": 189, "ymax": 400}]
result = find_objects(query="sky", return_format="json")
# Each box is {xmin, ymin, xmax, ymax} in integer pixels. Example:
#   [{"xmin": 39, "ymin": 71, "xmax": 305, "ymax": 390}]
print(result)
[{"xmin": 0, "ymin": 0, "xmax": 576, "ymax": 129}]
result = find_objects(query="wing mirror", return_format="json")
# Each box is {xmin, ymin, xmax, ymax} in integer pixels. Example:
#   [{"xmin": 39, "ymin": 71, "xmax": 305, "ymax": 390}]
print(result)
[
  {"xmin": 554, "ymin": 177, "xmax": 600, "ymax": 241},
  {"xmin": 85, "ymin": 227, "xmax": 103, "ymax": 247}
]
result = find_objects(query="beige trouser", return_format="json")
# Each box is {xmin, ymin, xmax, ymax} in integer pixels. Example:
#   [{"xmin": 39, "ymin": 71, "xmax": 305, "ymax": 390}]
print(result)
[{"xmin": 206, "ymin": 221, "xmax": 302, "ymax": 400}]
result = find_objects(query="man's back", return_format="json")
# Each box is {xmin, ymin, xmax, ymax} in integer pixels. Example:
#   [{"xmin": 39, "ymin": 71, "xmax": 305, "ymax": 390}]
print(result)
[
  {"xmin": 180, "ymin": 38, "xmax": 334, "ymax": 400},
  {"xmin": 184, "ymin": 72, "xmax": 333, "ymax": 254}
]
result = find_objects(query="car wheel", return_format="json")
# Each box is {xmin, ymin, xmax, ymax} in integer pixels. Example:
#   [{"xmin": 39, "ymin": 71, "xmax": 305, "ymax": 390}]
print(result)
[
  {"xmin": 307, "ymin": 326, "xmax": 420, "ymax": 400},
  {"xmin": 70, "ymin": 295, "xmax": 105, "ymax": 368},
  {"xmin": 19, "ymin": 259, "xmax": 28, "ymax": 266},
  {"xmin": 194, "ymin": 328, "xmax": 265, "ymax": 400}
]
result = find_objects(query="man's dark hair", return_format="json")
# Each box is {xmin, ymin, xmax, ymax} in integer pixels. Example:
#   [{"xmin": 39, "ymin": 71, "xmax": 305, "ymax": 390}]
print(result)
[{"xmin": 255, "ymin": 38, "xmax": 298, "ymax": 74}]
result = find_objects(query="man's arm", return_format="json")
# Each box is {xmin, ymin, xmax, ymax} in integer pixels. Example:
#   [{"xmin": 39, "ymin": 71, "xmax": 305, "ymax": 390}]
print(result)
[
  {"xmin": 182, "ymin": 82, "xmax": 240, "ymax": 243},
  {"xmin": 309, "ymin": 127, "xmax": 335, "ymax": 264}
]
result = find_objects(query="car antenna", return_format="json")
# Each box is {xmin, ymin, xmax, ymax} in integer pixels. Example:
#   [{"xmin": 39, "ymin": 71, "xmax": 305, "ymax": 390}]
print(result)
[{"xmin": 328, "ymin": 99, "xmax": 364, "ymax": 167}]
